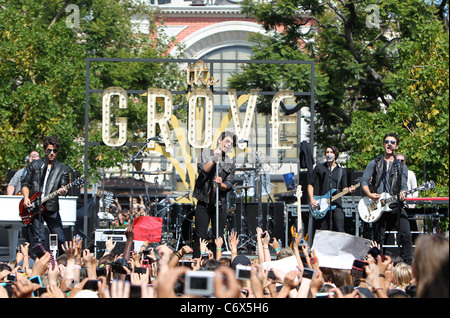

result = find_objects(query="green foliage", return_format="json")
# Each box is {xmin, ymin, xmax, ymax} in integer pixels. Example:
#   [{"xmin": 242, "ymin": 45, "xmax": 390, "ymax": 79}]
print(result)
[
  {"xmin": 0, "ymin": 0, "xmax": 185, "ymax": 186},
  {"xmin": 234, "ymin": 0, "xmax": 449, "ymax": 202}
]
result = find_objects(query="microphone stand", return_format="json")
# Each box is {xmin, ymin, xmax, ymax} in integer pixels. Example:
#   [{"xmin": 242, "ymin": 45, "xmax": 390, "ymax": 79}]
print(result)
[
  {"xmin": 129, "ymin": 137, "xmax": 154, "ymax": 223},
  {"xmin": 390, "ymin": 145, "xmax": 401, "ymax": 257},
  {"xmin": 34, "ymin": 156, "xmax": 48, "ymax": 257},
  {"xmin": 216, "ymin": 155, "xmax": 220, "ymax": 241}
]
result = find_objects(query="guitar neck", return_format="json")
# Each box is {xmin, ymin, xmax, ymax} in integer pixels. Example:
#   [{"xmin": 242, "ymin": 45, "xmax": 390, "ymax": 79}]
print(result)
[
  {"xmin": 330, "ymin": 183, "xmax": 360, "ymax": 202},
  {"xmin": 41, "ymin": 183, "xmax": 72, "ymax": 204}
]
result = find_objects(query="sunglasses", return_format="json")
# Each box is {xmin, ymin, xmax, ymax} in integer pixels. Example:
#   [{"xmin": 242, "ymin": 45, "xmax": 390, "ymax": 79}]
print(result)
[
  {"xmin": 46, "ymin": 148, "xmax": 58, "ymax": 154},
  {"xmin": 384, "ymin": 140, "xmax": 396, "ymax": 145}
]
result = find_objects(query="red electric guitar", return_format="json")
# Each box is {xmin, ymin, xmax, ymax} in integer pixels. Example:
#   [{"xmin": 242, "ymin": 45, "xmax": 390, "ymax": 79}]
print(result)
[{"xmin": 19, "ymin": 176, "xmax": 84, "ymax": 224}]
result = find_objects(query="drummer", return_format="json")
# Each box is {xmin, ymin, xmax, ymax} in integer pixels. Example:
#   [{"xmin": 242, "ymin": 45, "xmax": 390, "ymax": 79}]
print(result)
[{"xmin": 192, "ymin": 131, "xmax": 237, "ymax": 258}]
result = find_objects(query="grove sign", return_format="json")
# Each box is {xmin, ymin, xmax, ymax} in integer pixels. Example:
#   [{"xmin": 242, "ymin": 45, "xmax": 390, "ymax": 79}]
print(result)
[{"xmin": 102, "ymin": 86, "xmax": 296, "ymax": 151}]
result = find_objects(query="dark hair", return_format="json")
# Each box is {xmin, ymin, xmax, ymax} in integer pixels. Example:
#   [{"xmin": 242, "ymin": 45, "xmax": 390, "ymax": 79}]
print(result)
[
  {"xmin": 325, "ymin": 146, "xmax": 339, "ymax": 160},
  {"xmin": 383, "ymin": 132, "xmax": 399, "ymax": 145},
  {"xmin": 43, "ymin": 136, "xmax": 61, "ymax": 150},
  {"xmin": 217, "ymin": 131, "xmax": 237, "ymax": 147}
]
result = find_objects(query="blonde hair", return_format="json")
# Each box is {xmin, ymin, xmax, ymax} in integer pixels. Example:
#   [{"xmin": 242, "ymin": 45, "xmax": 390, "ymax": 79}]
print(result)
[{"xmin": 392, "ymin": 262, "xmax": 414, "ymax": 290}]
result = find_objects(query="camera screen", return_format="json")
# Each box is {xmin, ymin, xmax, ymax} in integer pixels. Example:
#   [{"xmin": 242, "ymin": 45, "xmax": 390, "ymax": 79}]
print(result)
[
  {"xmin": 189, "ymin": 277, "xmax": 208, "ymax": 290},
  {"xmin": 302, "ymin": 268, "xmax": 316, "ymax": 279}
]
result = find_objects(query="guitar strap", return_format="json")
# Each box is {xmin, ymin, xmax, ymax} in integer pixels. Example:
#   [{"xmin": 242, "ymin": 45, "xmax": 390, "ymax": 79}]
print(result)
[{"xmin": 337, "ymin": 166, "xmax": 342, "ymax": 191}]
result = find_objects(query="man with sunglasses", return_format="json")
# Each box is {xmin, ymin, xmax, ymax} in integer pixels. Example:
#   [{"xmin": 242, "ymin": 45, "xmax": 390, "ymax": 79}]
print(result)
[
  {"xmin": 360, "ymin": 133, "xmax": 413, "ymax": 265},
  {"xmin": 21, "ymin": 136, "xmax": 70, "ymax": 258}
]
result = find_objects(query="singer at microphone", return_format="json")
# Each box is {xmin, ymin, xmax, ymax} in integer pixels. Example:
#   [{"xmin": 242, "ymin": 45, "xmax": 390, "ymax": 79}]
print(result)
[{"xmin": 308, "ymin": 145, "xmax": 353, "ymax": 234}]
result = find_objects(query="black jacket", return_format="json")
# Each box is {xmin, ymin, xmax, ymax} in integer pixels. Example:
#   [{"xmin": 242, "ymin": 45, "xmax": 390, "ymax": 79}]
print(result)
[
  {"xmin": 21, "ymin": 158, "xmax": 69, "ymax": 212},
  {"xmin": 193, "ymin": 148, "xmax": 235, "ymax": 207}
]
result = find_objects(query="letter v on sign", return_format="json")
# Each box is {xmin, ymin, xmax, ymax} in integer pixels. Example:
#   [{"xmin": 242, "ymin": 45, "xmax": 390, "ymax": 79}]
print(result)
[{"xmin": 228, "ymin": 89, "xmax": 259, "ymax": 150}]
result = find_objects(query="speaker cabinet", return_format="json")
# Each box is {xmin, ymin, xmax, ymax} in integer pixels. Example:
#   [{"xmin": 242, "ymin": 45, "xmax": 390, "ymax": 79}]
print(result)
[{"xmin": 233, "ymin": 202, "xmax": 285, "ymax": 242}]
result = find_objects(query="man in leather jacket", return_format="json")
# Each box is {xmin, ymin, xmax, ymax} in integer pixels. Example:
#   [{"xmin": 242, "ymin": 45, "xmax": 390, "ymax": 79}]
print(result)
[
  {"xmin": 21, "ymin": 136, "xmax": 69, "ymax": 258},
  {"xmin": 192, "ymin": 131, "xmax": 236, "ymax": 258},
  {"xmin": 360, "ymin": 133, "xmax": 412, "ymax": 265}
]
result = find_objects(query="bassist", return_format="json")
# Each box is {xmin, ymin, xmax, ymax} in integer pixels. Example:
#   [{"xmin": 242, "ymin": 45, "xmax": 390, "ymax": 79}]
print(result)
[
  {"xmin": 308, "ymin": 146, "xmax": 354, "ymax": 235},
  {"xmin": 360, "ymin": 133, "xmax": 412, "ymax": 265},
  {"xmin": 21, "ymin": 136, "xmax": 69, "ymax": 258}
]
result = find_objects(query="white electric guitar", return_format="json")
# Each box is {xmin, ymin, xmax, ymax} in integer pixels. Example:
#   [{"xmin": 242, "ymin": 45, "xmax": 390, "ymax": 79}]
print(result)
[{"xmin": 358, "ymin": 181, "xmax": 435, "ymax": 223}]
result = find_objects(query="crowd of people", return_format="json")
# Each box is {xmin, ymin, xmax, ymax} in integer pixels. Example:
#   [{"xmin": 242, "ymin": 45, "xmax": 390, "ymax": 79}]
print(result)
[{"xmin": 0, "ymin": 223, "xmax": 448, "ymax": 299}]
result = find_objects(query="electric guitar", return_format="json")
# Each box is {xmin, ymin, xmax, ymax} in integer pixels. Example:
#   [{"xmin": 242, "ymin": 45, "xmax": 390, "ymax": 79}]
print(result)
[
  {"xmin": 290, "ymin": 185, "xmax": 310, "ymax": 256},
  {"xmin": 358, "ymin": 181, "xmax": 435, "ymax": 223},
  {"xmin": 310, "ymin": 183, "xmax": 361, "ymax": 219},
  {"xmin": 19, "ymin": 176, "xmax": 84, "ymax": 224}
]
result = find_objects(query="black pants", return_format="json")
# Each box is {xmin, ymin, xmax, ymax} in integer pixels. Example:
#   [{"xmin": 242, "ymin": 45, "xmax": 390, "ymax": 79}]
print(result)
[
  {"xmin": 373, "ymin": 208, "xmax": 413, "ymax": 265},
  {"xmin": 313, "ymin": 206, "xmax": 346, "ymax": 233},
  {"xmin": 193, "ymin": 201, "xmax": 227, "ymax": 258},
  {"xmin": 30, "ymin": 210, "xmax": 66, "ymax": 258}
]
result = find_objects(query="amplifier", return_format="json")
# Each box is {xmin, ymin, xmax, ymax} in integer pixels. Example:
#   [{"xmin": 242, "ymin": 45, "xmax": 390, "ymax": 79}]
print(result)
[{"xmin": 94, "ymin": 229, "xmax": 144, "ymax": 258}]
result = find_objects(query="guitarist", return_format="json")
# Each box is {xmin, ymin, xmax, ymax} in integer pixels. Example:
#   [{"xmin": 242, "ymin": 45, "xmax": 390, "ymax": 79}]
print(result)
[
  {"xmin": 21, "ymin": 136, "xmax": 70, "ymax": 258},
  {"xmin": 360, "ymin": 133, "xmax": 412, "ymax": 265},
  {"xmin": 308, "ymin": 146, "xmax": 355, "ymax": 235}
]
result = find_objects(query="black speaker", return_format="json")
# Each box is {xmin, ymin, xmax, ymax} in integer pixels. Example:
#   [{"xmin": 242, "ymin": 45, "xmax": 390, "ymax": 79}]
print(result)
[
  {"xmin": 347, "ymin": 170, "xmax": 364, "ymax": 196},
  {"xmin": 234, "ymin": 202, "xmax": 284, "ymax": 241}
]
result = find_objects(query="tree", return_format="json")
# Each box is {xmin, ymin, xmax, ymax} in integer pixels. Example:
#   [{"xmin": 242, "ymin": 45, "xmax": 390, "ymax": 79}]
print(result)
[
  {"xmin": 0, "ymin": 0, "xmax": 185, "ymax": 186},
  {"xmin": 231, "ymin": 0, "xmax": 448, "ymax": 196}
]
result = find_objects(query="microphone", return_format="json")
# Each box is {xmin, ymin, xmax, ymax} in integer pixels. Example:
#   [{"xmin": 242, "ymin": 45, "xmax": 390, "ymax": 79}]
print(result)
[
  {"xmin": 387, "ymin": 144, "xmax": 393, "ymax": 150},
  {"xmin": 328, "ymin": 155, "xmax": 333, "ymax": 161},
  {"xmin": 238, "ymin": 140, "xmax": 249, "ymax": 143},
  {"xmin": 25, "ymin": 156, "xmax": 29, "ymax": 163}
]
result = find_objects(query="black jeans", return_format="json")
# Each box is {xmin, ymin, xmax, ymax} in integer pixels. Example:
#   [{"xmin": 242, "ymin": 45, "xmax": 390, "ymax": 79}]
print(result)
[
  {"xmin": 30, "ymin": 210, "xmax": 66, "ymax": 257},
  {"xmin": 193, "ymin": 201, "xmax": 227, "ymax": 258},
  {"xmin": 372, "ymin": 208, "xmax": 413, "ymax": 265},
  {"xmin": 313, "ymin": 206, "xmax": 346, "ymax": 232}
]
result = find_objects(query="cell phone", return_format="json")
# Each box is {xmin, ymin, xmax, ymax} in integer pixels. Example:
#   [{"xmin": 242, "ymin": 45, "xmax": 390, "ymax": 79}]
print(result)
[
  {"xmin": 235, "ymin": 264, "xmax": 252, "ymax": 280},
  {"xmin": 29, "ymin": 275, "xmax": 43, "ymax": 286},
  {"xmin": 184, "ymin": 271, "xmax": 215, "ymax": 296},
  {"xmin": 351, "ymin": 259, "xmax": 368, "ymax": 278},
  {"xmin": 141, "ymin": 259, "xmax": 149, "ymax": 268},
  {"xmin": 368, "ymin": 247, "xmax": 386, "ymax": 261},
  {"xmin": 201, "ymin": 253, "xmax": 209, "ymax": 260},
  {"xmin": 6, "ymin": 274, "xmax": 16, "ymax": 282},
  {"xmin": 260, "ymin": 232, "xmax": 267, "ymax": 238},
  {"xmin": 302, "ymin": 268, "xmax": 316, "ymax": 279},
  {"xmin": 32, "ymin": 243, "xmax": 46, "ymax": 259},
  {"xmin": 178, "ymin": 260, "xmax": 195, "ymax": 268},
  {"xmin": 83, "ymin": 279, "xmax": 100, "ymax": 291},
  {"xmin": 49, "ymin": 234, "xmax": 58, "ymax": 251}
]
